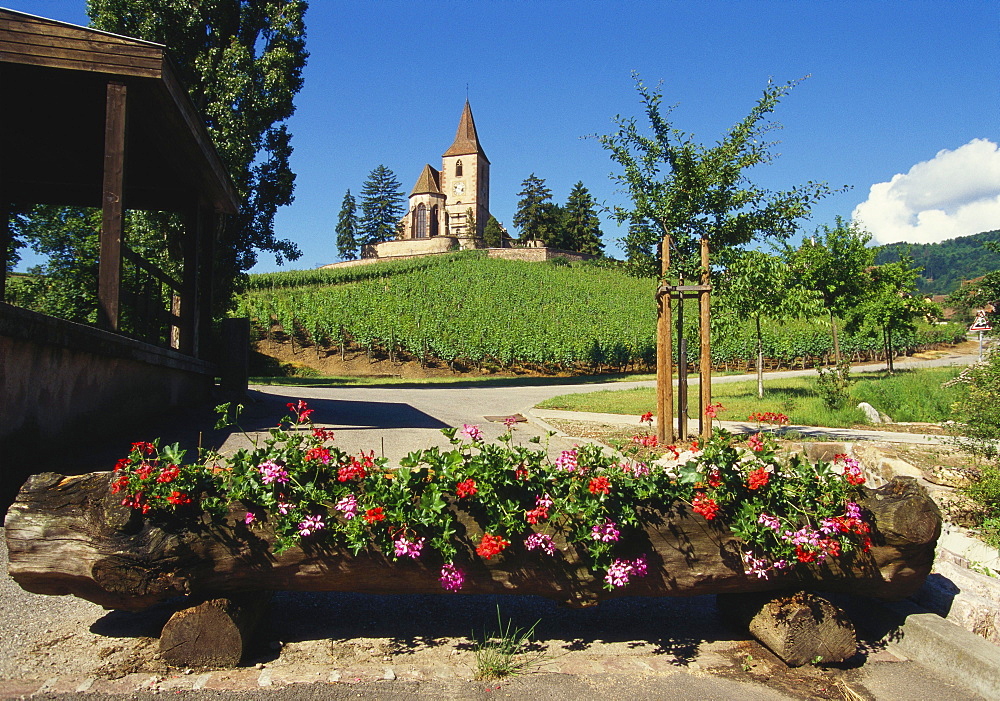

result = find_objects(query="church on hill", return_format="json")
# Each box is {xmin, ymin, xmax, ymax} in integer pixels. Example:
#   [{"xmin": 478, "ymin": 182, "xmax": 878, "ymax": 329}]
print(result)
[{"xmin": 376, "ymin": 102, "xmax": 492, "ymax": 256}]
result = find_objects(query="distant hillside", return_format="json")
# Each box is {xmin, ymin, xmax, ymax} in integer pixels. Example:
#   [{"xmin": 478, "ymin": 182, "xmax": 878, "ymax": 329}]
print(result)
[{"xmin": 875, "ymin": 229, "xmax": 1000, "ymax": 295}]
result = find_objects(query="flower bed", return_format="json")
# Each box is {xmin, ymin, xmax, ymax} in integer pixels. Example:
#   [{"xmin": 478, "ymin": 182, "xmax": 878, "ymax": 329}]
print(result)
[{"xmin": 100, "ymin": 403, "xmax": 891, "ymax": 598}]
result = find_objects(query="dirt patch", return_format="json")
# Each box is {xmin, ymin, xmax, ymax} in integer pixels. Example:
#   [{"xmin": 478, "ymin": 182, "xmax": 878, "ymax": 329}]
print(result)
[{"xmin": 251, "ymin": 337, "xmax": 636, "ymax": 381}]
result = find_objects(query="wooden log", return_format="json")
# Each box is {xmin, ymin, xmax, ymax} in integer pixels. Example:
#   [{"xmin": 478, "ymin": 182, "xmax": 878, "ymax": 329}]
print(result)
[
  {"xmin": 159, "ymin": 592, "xmax": 271, "ymax": 668},
  {"xmin": 4, "ymin": 473, "xmax": 940, "ymax": 612},
  {"xmin": 717, "ymin": 591, "xmax": 856, "ymax": 667}
]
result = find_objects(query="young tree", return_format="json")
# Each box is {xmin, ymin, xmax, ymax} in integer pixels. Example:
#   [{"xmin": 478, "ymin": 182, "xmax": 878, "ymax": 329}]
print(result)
[
  {"xmin": 600, "ymin": 74, "xmax": 839, "ymax": 280},
  {"xmin": 483, "ymin": 216, "xmax": 505, "ymax": 247},
  {"xmin": 716, "ymin": 250, "xmax": 816, "ymax": 397},
  {"xmin": 358, "ymin": 165, "xmax": 404, "ymax": 246},
  {"xmin": 335, "ymin": 190, "xmax": 359, "ymax": 260},
  {"xmin": 848, "ymin": 253, "xmax": 937, "ymax": 373},
  {"xmin": 512, "ymin": 174, "xmax": 554, "ymax": 243},
  {"xmin": 785, "ymin": 217, "xmax": 875, "ymax": 369},
  {"xmin": 464, "ymin": 207, "xmax": 477, "ymax": 239},
  {"xmin": 87, "ymin": 0, "xmax": 309, "ymax": 312},
  {"xmin": 563, "ymin": 182, "xmax": 604, "ymax": 255}
]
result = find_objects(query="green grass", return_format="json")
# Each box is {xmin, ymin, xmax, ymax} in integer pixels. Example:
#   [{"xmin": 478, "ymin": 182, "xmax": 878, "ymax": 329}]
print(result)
[{"xmin": 536, "ymin": 366, "xmax": 966, "ymax": 428}]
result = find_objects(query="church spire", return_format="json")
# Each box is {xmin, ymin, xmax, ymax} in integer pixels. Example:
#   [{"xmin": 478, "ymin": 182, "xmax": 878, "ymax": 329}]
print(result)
[{"xmin": 443, "ymin": 101, "xmax": 489, "ymax": 162}]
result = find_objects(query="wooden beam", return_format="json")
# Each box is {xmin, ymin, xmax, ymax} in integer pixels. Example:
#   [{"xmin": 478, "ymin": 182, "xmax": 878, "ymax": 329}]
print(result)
[
  {"xmin": 657, "ymin": 235, "xmax": 673, "ymax": 444},
  {"xmin": 98, "ymin": 80, "xmax": 126, "ymax": 331},
  {"xmin": 700, "ymin": 236, "xmax": 712, "ymax": 439},
  {"xmin": 0, "ymin": 203, "xmax": 9, "ymax": 302}
]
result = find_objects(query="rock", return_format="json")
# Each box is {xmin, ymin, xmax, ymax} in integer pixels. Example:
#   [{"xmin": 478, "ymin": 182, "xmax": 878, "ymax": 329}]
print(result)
[
  {"xmin": 925, "ymin": 464, "xmax": 981, "ymax": 489},
  {"xmin": 857, "ymin": 402, "xmax": 883, "ymax": 424}
]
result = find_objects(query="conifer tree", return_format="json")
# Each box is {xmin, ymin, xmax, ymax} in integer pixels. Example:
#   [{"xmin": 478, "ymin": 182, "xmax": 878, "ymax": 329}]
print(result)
[
  {"xmin": 563, "ymin": 182, "xmax": 604, "ymax": 255},
  {"xmin": 336, "ymin": 190, "xmax": 359, "ymax": 260},
  {"xmin": 358, "ymin": 165, "xmax": 404, "ymax": 246},
  {"xmin": 513, "ymin": 174, "xmax": 553, "ymax": 243},
  {"xmin": 483, "ymin": 216, "xmax": 505, "ymax": 247}
]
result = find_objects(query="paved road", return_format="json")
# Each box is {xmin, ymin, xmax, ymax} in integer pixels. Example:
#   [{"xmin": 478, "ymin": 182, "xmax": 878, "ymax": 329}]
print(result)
[{"xmin": 222, "ymin": 349, "xmax": 976, "ymax": 460}]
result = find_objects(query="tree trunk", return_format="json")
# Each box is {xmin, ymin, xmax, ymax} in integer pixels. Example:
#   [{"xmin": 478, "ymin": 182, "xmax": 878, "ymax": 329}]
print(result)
[
  {"xmin": 829, "ymin": 309, "xmax": 841, "ymax": 368},
  {"xmin": 717, "ymin": 591, "xmax": 856, "ymax": 666},
  {"xmin": 159, "ymin": 592, "xmax": 270, "ymax": 667},
  {"xmin": 756, "ymin": 315, "xmax": 764, "ymax": 399},
  {"xmin": 5, "ymin": 473, "xmax": 940, "ymax": 612}
]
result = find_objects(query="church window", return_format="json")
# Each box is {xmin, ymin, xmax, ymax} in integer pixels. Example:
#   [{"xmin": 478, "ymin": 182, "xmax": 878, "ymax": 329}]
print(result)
[
  {"xmin": 430, "ymin": 205, "xmax": 439, "ymax": 236},
  {"xmin": 415, "ymin": 203, "xmax": 428, "ymax": 238},
  {"xmin": 455, "ymin": 160, "xmax": 463, "ymax": 177}
]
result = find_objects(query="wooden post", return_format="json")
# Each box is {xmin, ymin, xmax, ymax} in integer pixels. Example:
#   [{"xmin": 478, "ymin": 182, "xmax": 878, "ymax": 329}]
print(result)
[
  {"xmin": 98, "ymin": 81, "xmax": 127, "ymax": 331},
  {"xmin": 196, "ymin": 211, "xmax": 217, "ymax": 360},
  {"xmin": 178, "ymin": 207, "xmax": 200, "ymax": 355},
  {"xmin": 677, "ymin": 290, "xmax": 687, "ymax": 441},
  {"xmin": 699, "ymin": 236, "xmax": 712, "ymax": 439},
  {"xmin": 0, "ymin": 203, "xmax": 9, "ymax": 303},
  {"xmin": 657, "ymin": 235, "xmax": 673, "ymax": 444}
]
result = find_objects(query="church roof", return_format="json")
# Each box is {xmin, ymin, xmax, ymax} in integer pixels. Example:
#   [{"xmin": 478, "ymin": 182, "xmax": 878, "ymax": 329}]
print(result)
[
  {"xmin": 410, "ymin": 164, "xmax": 442, "ymax": 196},
  {"xmin": 442, "ymin": 100, "xmax": 489, "ymax": 163}
]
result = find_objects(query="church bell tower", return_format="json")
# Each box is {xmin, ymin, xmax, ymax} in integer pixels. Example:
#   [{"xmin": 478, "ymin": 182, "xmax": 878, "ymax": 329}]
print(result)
[{"xmin": 440, "ymin": 101, "xmax": 490, "ymax": 239}]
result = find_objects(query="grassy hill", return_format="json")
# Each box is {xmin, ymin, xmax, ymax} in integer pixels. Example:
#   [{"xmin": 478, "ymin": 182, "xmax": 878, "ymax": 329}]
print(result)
[{"xmin": 875, "ymin": 229, "xmax": 1000, "ymax": 295}]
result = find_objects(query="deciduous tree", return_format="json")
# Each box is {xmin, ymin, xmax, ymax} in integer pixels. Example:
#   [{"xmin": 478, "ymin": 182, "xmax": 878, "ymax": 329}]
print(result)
[
  {"xmin": 600, "ymin": 74, "xmax": 839, "ymax": 280},
  {"xmin": 483, "ymin": 216, "xmax": 505, "ymax": 247},
  {"xmin": 785, "ymin": 217, "xmax": 874, "ymax": 368},
  {"xmin": 716, "ymin": 250, "xmax": 816, "ymax": 396},
  {"xmin": 88, "ymin": 0, "xmax": 309, "ymax": 312}
]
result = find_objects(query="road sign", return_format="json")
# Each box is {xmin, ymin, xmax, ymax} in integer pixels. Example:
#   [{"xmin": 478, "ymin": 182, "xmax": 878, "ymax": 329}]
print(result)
[{"xmin": 970, "ymin": 310, "xmax": 992, "ymax": 332}]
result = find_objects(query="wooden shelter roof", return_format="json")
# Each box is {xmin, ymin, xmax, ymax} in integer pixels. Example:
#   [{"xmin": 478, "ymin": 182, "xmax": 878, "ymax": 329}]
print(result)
[{"xmin": 0, "ymin": 8, "xmax": 238, "ymax": 214}]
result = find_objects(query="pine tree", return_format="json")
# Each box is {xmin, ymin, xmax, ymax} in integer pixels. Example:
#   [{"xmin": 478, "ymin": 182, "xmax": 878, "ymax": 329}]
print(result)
[
  {"xmin": 336, "ymin": 190, "xmax": 359, "ymax": 260},
  {"xmin": 563, "ymin": 182, "xmax": 604, "ymax": 255},
  {"xmin": 358, "ymin": 165, "xmax": 404, "ymax": 246},
  {"xmin": 512, "ymin": 173, "xmax": 553, "ymax": 243},
  {"xmin": 483, "ymin": 216, "xmax": 505, "ymax": 247}
]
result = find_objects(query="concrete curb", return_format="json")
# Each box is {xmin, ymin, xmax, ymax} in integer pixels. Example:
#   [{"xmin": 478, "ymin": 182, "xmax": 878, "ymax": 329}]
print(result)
[
  {"xmin": 529, "ymin": 408, "xmax": 950, "ymax": 446},
  {"xmin": 842, "ymin": 597, "xmax": 1000, "ymax": 700}
]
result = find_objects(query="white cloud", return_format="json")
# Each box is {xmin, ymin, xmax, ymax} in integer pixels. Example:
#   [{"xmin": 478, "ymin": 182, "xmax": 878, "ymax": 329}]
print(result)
[{"xmin": 852, "ymin": 138, "xmax": 1000, "ymax": 245}]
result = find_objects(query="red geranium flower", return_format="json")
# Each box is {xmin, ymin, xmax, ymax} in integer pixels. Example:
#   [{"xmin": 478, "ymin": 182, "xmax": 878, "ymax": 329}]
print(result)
[
  {"xmin": 525, "ymin": 506, "xmax": 549, "ymax": 524},
  {"xmin": 157, "ymin": 465, "xmax": 181, "ymax": 484},
  {"xmin": 364, "ymin": 507, "xmax": 386, "ymax": 524},
  {"xmin": 746, "ymin": 467, "xmax": 770, "ymax": 490},
  {"xmin": 588, "ymin": 476, "xmax": 610, "ymax": 495},
  {"xmin": 640, "ymin": 411, "xmax": 654, "ymax": 424},
  {"xmin": 456, "ymin": 478, "xmax": 478, "ymax": 498},
  {"xmin": 692, "ymin": 493, "xmax": 719, "ymax": 520},
  {"xmin": 476, "ymin": 533, "xmax": 510, "ymax": 560},
  {"xmin": 167, "ymin": 491, "xmax": 192, "ymax": 506}
]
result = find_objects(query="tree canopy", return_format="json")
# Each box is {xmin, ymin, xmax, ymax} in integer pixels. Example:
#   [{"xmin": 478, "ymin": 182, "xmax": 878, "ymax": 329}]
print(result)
[
  {"xmin": 88, "ymin": 0, "xmax": 309, "ymax": 293},
  {"xmin": 784, "ymin": 217, "xmax": 875, "ymax": 366},
  {"xmin": 600, "ymin": 74, "xmax": 839, "ymax": 279}
]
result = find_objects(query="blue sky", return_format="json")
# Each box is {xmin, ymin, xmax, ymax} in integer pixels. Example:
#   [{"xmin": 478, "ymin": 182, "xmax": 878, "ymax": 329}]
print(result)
[{"xmin": 7, "ymin": 0, "xmax": 999, "ymax": 273}]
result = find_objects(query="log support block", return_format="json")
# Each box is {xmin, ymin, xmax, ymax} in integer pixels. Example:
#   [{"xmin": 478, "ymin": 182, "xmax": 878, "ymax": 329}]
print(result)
[
  {"xmin": 717, "ymin": 591, "xmax": 857, "ymax": 667},
  {"xmin": 159, "ymin": 592, "xmax": 271, "ymax": 668}
]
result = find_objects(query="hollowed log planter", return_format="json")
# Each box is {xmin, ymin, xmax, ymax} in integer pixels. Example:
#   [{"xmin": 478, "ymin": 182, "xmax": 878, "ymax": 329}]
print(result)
[{"xmin": 5, "ymin": 472, "xmax": 941, "ymax": 667}]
